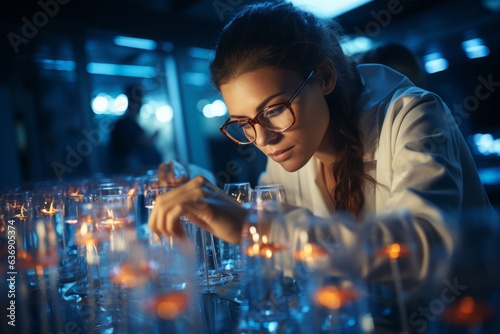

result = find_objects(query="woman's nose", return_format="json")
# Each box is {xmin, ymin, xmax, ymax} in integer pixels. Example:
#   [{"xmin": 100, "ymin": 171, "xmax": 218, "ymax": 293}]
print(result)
[{"xmin": 253, "ymin": 124, "xmax": 278, "ymax": 146}]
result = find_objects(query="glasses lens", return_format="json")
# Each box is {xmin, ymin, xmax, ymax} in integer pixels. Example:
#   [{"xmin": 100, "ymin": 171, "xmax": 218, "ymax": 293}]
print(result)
[
  {"xmin": 258, "ymin": 104, "xmax": 294, "ymax": 131},
  {"xmin": 223, "ymin": 122, "xmax": 256, "ymax": 144}
]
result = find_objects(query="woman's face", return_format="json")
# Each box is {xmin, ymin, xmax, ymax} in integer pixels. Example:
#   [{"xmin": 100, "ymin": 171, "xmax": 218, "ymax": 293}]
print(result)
[{"xmin": 220, "ymin": 67, "xmax": 332, "ymax": 172}]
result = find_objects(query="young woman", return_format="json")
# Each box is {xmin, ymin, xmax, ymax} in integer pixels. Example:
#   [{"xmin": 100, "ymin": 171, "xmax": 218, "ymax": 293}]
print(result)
[{"xmin": 148, "ymin": 2, "xmax": 494, "ymax": 259}]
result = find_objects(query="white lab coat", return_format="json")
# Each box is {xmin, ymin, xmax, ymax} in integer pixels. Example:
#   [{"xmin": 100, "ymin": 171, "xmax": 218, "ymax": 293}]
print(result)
[{"xmin": 259, "ymin": 64, "xmax": 496, "ymax": 285}]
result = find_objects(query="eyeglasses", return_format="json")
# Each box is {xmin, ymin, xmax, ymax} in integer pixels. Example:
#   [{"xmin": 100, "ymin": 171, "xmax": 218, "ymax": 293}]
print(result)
[{"xmin": 220, "ymin": 70, "xmax": 315, "ymax": 145}]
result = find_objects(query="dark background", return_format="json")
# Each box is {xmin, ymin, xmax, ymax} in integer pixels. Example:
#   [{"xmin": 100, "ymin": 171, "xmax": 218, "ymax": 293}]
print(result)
[{"xmin": 1, "ymin": 0, "xmax": 499, "ymax": 203}]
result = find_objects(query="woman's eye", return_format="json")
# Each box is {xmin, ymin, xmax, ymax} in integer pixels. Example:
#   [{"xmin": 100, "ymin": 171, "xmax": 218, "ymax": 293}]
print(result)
[
  {"xmin": 264, "ymin": 105, "xmax": 286, "ymax": 118},
  {"xmin": 239, "ymin": 123, "xmax": 252, "ymax": 130}
]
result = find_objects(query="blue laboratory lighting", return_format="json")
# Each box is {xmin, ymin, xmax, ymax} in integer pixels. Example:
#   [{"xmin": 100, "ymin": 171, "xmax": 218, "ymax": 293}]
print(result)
[
  {"xmin": 462, "ymin": 38, "xmax": 490, "ymax": 59},
  {"xmin": 287, "ymin": 0, "xmax": 373, "ymax": 18},
  {"xmin": 87, "ymin": 63, "xmax": 157, "ymax": 78},
  {"xmin": 202, "ymin": 99, "xmax": 227, "ymax": 118},
  {"xmin": 36, "ymin": 59, "xmax": 75, "ymax": 71},
  {"xmin": 341, "ymin": 36, "xmax": 373, "ymax": 56},
  {"xmin": 114, "ymin": 35, "xmax": 157, "ymax": 50},
  {"xmin": 423, "ymin": 52, "xmax": 449, "ymax": 74},
  {"xmin": 478, "ymin": 167, "xmax": 500, "ymax": 185},
  {"xmin": 472, "ymin": 133, "xmax": 500, "ymax": 156}
]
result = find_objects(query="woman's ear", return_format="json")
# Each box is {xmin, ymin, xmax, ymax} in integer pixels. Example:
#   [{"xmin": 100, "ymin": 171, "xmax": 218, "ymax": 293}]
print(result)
[{"xmin": 316, "ymin": 58, "xmax": 336, "ymax": 95}]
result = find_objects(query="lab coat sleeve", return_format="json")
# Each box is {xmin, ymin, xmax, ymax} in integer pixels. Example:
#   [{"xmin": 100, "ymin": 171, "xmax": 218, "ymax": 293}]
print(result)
[{"xmin": 365, "ymin": 89, "xmax": 466, "ymax": 287}]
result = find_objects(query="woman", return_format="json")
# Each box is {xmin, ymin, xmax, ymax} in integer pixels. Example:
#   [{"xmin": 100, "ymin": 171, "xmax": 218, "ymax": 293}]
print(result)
[{"xmin": 148, "ymin": 2, "xmax": 494, "ymax": 261}]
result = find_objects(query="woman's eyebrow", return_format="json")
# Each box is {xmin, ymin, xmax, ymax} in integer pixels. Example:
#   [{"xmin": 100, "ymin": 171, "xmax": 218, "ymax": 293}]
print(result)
[
  {"xmin": 255, "ymin": 91, "xmax": 287, "ymax": 111},
  {"xmin": 228, "ymin": 115, "xmax": 251, "ymax": 120},
  {"xmin": 228, "ymin": 90, "xmax": 288, "ymax": 119}
]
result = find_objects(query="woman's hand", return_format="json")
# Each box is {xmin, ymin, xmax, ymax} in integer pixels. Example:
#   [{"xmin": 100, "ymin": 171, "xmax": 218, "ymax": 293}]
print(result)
[{"xmin": 147, "ymin": 176, "xmax": 248, "ymax": 244}]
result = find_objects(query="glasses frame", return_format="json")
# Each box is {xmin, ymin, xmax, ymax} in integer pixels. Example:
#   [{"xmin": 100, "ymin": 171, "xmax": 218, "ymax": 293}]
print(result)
[{"xmin": 220, "ymin": 70, "xmax": 315, "ymax": 145}]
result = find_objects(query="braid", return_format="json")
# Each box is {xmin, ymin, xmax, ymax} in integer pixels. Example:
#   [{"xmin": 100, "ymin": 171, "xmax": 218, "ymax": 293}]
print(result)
[{"xmin": 327, "ymin": 59, "xmax": 376, "ymax": 218}]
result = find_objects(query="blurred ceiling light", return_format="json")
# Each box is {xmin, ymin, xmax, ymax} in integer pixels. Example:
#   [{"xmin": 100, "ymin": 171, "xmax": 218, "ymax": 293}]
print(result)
[
  {"xmin": 340, "ymin": 36, "xmax": 373, "ymax": 56},
  {"xmin": 91, "ymin": 94, "xmax": 109, "ymax": 114},
  {"xmin": 196, "ymin": 99, "xmax": 210, "ymax": 112},
  {"xmin": 287, "ymin": 0, "xmax": 373, "ymax": 18},
  {"xmin": 114, "ymin": 35, "xmax": 157, "ymax": 50},
  {"xmin": 423, "ymin": 52, "xmax": 449, "ymax": 74},
  {"xmin": 114, "ymin": 94, "xmax": 128, "ymax": 113},
  {"xmin": 472, "ymin": 133, "xmax": 500, "ymax": 156},
  {"xmin": 91, "ymin": 93, "xmax": 130, "ymax": 115},
  {"xmin": 462, "ymin": 38, "xmax": 490, "ymax": 59},
  {"xmin": 35, "ymin": 59, "xmax": 75, "ymax": 71},
  {"xmin": 478, "ymin": 167, "xmax": 500, "ymax": 185},
  {"xmin": 156, "ymin": 105, "xmax": 174, "ymax": 123},
  {"xmin": 182, "ymin": 72, "xmax": 209, "ymax": 86},
  {"xmin": 202, "ymin": 99, "xmax": 227, "ymax": 118},
  {"xmin": 188, "ymin": 47, "xmax": 215, "ymax": 60},
  {"xmin": 140, "ymin": 103, "xmax": 155, "ymax": 119},
  {"xmin": 87, "ymin": 63, "xmax": 157, "ymax": 78}
]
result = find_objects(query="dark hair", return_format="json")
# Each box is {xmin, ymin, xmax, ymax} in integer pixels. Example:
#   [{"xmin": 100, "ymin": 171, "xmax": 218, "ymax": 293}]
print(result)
[{"xmin": 210, "ymin": 2, "xmax": 374, "ymax": 218}]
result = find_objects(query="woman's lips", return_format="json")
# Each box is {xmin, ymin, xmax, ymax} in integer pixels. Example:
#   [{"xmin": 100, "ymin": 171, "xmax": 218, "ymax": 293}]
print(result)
[{"xmin": 268, "ymin": 146, "xmax": 294, "ymax": 162}]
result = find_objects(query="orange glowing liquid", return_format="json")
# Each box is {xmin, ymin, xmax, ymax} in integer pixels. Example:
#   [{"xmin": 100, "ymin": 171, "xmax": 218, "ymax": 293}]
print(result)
[
  {"xmin": 100, "ymin": 218, "xmax": 125, "ymax": 228},
  {"xmin": 315, "ymin": 285, "xmax": 359, "ymax": 310},
  {"xmin": 111, "ymin": 261, "xmax": 158, "ymax": 288},
  {"xmin": 143, "ymin": 291, "xmax": 190, "ymax": 319},
  {"xmin": 245, "ymin": 243, "xmax": 287, "ymax": 258},
  {"xmin": 17, "ymin": 249, "xmax": 60, "ymax": 270},
  {"xmin": 441, "ymin": 296, "xmax": 495, "ymax": 326},
  {"xmin": 293, "ymin": 243, "xmax": 328, "ymax": 261},
  {"xmin": 40, "ymin": 208, "xmax": 60, "ymax": 217},
  {"xmin": 13, "ymin": 214, "xmax": 27, "ymax": 221},
  {"xmin": 376, "ymin": 243, "xmax": 410, "ymax": 259},
  {"xmin": 74, "ymin": 231, "xmax": 100, "ymax": 246},
  {"xmin": 7, "ymin": 203, "xmax": 22, "ymax": 210}
]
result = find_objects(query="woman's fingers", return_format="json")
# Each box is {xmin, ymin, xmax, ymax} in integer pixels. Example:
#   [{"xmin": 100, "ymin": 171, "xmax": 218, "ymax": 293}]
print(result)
[
  {"xmin": 149, "ymin": 195, "xmax": 182, "ymax": 238},
  {"xmin": 164, "ymin": 204, "xmax": 187, "ymax": 239},
  {"xmin": 147, "ymin": 176, "xmax": 246, "ymax": 244},
  {"xmin": 147, "ymin": 177, "xmax": 208, "ymax": 237}
]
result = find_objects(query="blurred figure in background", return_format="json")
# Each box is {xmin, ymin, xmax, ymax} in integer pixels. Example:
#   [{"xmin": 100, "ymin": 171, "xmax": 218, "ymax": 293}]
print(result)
[
  {"xmin": 355, "ymin": 42, "xmax": 425, "ymax": 87},
  {"xmin": 108, "ymin": 85, "xmax": 162, "ymax": 175}
]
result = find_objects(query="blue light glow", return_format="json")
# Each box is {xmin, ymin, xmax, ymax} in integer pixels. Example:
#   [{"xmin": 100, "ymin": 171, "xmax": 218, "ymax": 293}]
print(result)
[
  {"xmin": 156, "ymin": 105, "xmax": 174, "ymax": 123},
  {"xmin": 91, "ymin": 94, "xmax": 109, "ymax": 114},
  {"xmin": 87, "ymin": 63, "xmax": 157, "ymax": 78},
  {"xmin": 462, "ymin": 38, "xmax": 490, "ymax": 59},
  {"xmin": 140, "ymin": 103, "xmax": 155, "ymax": 119},
  {"xmin": 114, "ymin": 94, "xmax": 128, "ymax": 113},
  {"xmin": 340, "ymin": 36, "xmax": 373, "ymax": 55},
  {"xmin": 182, "ymin": 72, "xmax": 209, "ymax": 86},
  {"xmin": 478, "ymin": 167, "xmax": 500, "ymax": 185},
  {"xmin": 114, "ymin": 35, "xmax": 157, "ymax": 50},
  {"xmin": 91, "ymin": 93, "xmax": 128, "ymax": 115},
  {"xmin": 36, "ymin": 59, "xmax": 75, "ymax": 71},
  {"xmin": 472, "ymin": 133, "xmax": 500, "ymax": 156},
  {"xmin": 287, "ymin": 0, "xmax": 373, "ymax": 18},
  {"xmin": 188, "ymin": 47, "xmax": 215, "ymax": 60},
  {"xmin": 202, "ymin": 99, "xmax": 227, "ymax": 118},
  {"xmin": 423, "ymin": 52, "xmax": 449, "ymax": 74}
]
